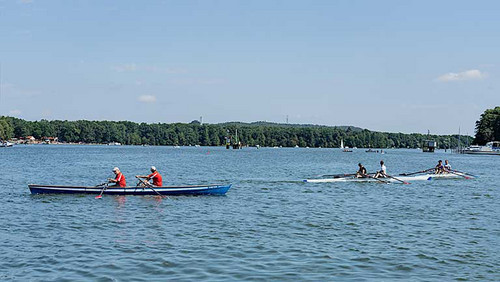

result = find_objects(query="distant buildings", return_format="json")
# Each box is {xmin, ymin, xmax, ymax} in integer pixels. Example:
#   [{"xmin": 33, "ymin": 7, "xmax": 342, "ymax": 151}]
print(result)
[
  {"xmin": 10, "ymin": 136, "xmax": 59, "ymax": 144},
  {"xmin": 43, "ymin": 137, "xmax": 59, "ymax": 144}
]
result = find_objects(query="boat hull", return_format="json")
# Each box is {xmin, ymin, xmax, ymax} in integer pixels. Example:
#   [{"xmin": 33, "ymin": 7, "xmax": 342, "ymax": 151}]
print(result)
[
  {"xmin": 304, "ymin": 173, "xmax": 467, "ymax": 183},
  {"xmin": 28, "ymin": 184, "xmax": 231, "ymax": 196},
  {"xmin": 462, "ymin": 141, "xmax": 500, "ymax": 155},
  {"xmin": 462, "ymin": 150, "xmax": 500, "ymax": 155}
]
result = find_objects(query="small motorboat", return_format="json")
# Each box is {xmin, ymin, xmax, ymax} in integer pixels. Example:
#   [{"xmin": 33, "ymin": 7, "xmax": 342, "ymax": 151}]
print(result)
[
  {"xmin": 462, "ymin": 141, "xmax": 500, "ymax": 155},
  {"xmin": 0, "ymin": 141, "xmax": 14, "ymax": 147}
]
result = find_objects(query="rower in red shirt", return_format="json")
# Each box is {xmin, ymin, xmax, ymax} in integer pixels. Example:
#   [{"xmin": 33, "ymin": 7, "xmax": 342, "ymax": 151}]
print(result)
[
  {"xmin": 136, "ymin": 166, "xmax": 163, "ymax": 187},
  {"xmin": 108, "ymin": 167, "xmax": 126, "ymax": 187}
]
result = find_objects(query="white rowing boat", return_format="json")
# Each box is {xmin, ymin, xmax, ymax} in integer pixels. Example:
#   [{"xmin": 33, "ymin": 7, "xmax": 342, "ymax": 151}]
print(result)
[{"xmin": 304, "ymin": 172, "xmax": 469, "ymax": 183}]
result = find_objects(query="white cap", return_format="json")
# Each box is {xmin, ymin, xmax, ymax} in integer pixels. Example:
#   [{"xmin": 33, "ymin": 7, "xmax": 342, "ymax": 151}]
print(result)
[
  {"xmin": 112, "ymin": 167, "xmax": 119, "ymax": 172},
  {"xmin": 151, "ymin": 166, "xmax": 156, "ymax": 171}
]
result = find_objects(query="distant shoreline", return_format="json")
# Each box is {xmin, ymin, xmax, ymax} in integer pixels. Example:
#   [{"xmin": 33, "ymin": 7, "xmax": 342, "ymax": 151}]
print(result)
[
  {"xmin": 5, "ymin": 143, "xmax": 457, "ymax": 151},
  {"xmin": 1, "ymin": 116, "xmax": 474, "ymax": 149}
]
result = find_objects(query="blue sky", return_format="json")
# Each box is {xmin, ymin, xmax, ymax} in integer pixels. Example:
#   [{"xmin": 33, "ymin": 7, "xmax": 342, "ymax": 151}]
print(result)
[{"xmin": 1, "ymin": 0, "xmax": 499, "ymax": 135}]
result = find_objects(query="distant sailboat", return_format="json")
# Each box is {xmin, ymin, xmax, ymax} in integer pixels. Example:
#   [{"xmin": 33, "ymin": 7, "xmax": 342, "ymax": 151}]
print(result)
[{"xmin": 341, "ymin": 138, "xmax": 352, "ymax": 152}]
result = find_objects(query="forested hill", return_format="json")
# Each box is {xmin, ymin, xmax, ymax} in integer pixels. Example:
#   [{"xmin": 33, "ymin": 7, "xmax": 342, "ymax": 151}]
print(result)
[
  {"xmin": 218, "ymin": 121, "xmax": 363, "ymax": 131},
  {"xmin": 0, "ymin": 116, "xmax": 471, "ymax": 149}
]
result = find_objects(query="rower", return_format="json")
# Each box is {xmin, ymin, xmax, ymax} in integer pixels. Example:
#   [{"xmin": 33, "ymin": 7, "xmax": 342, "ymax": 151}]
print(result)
[
  {"xmin": 136, "ymin": 166, "xmax": 163, "ymax": 187},
  {"xmin": 356, "ymin": 163, "xmax": 367, "ymax": 178},
  {"xmin": 434, "ymin": 160, "xmax": 444, "ymax": 174},
  {"xmin": 374, "ymin": 160, "xmax": 387, "ymax": 178},
  {"xmin": 444, "ymin": 160, "xmax": 451, "ymax": 172},
  {"xmin": 108, "ymin": 167, "xmax": 126, "ymax": 187},
  {"xmin": 434, "ymin": 160, "xmax": 446, "ymax": 174}
]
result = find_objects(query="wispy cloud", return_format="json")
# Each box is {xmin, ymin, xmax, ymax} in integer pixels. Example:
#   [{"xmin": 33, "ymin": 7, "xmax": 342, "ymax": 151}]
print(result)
[
  {"xmin": 111, "ymin": 63, "xmax": 187, "ymax": 74},
  {"xmin": 144, "ymin": 66, "xmax": 188, "ymax": 74},
  {"xmin": 168, "ymin": 78, "xmax": 226, "ymax": 85},
  {"xmin": 9, "ymin": 109, "xmax": 22, "ymax": 116},
  {"xmin": 138, "ymin": 95, "xmax": 157, "ymax": 103},
  {"xmin": 0, "ymin": 82, "xmax": 40, "ymax": 98},
  {"xmin": 436, "ymin": 69, "xmax": 487, "ymax": 82},
  {"xmin": 111, "ymin": 63, "xmax": 137, "ymax": 72},
  {"xmin": 19, "ymin": 0, "xmax": 33, "ymax": 3}
]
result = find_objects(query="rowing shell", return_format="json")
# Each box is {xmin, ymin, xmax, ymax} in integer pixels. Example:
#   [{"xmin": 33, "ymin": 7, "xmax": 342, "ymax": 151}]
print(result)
[
  {"xmin": 304, "ymin": 173, "xmax": 468, "ymax": 183},
  {"xmin": 28, "ymin": 184, "xmax": 232, "ymax": 196}
]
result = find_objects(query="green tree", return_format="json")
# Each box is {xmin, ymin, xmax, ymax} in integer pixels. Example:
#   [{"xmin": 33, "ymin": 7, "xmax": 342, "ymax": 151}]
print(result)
[
  {"xmin": 474, "ymin": 106, "xmax": 500, "ymax": 145},
  {"xmin": 0, "ymin": 118, "xmax": 14, "ymax": 140}
]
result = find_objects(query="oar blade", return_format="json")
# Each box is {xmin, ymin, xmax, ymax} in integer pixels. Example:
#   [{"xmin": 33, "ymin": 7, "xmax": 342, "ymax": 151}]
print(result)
[{"xmin": 95, "ymin": 195, "xmax": 103, "ymax": 199}]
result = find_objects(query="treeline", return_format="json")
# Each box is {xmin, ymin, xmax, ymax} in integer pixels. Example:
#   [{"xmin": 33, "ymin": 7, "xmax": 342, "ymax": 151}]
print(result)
[
  {"xmin": 0, "ymin": 116, "xmax": 472, "ymax": 149},
  {"xmin": 474, "ymin": 106, "xmax": 500, "ymax": 145}
]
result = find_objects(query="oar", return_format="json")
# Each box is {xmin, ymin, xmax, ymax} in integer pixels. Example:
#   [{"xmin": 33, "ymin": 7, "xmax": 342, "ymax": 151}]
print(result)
[
  {"xmin": 365, "ymin": 174, "xmax": 389, "ymax": 184},
  {"xmin": 321, "ymin": 172, "xmax": 376, "ymax": 179},
  {"xmin": 136, "ymin": 176, "xmax": 165, "ymax": 198},
  {"xmin": 446, "ymin": 170, "xmax": 473, "ymax": 180},
  {"xmin": 320, "ymin": 173, "xmax": 357, "ymax": 178},
  {"xmin": 451, "ymin": 169, "xmax": 477, "ymax": 178},
  {"xmin": 399, "ymin": 168, "xmax": 434, "ymax": 176},
  {"xmin": 95, "ymin": 182, "xmax": 109, "ymax": 199},
  {"xmin": 384, "ymin": 174, "xmax": 410, "ymax": 184}
]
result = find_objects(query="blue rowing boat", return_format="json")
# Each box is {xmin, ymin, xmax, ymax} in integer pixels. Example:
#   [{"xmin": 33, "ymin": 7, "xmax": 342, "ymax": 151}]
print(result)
[{"xmin": 28, "ymin": 184, "xmax": 232, "ymax": 196}]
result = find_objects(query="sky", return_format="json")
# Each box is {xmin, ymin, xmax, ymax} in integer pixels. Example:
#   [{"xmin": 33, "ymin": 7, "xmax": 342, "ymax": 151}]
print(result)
[{"xmin": 1, "ymin": 0, "xmax": 499, "ymax": 135}]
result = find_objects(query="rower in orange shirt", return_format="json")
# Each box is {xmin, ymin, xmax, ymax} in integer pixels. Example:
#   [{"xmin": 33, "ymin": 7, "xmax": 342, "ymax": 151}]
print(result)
[
  {"xmin": 136, "ymin": 166, "xmax": 163, "ymax": 187},
  {"xmin": 108, "ymin": 167, "xmax": 126, "ymax": 187}
]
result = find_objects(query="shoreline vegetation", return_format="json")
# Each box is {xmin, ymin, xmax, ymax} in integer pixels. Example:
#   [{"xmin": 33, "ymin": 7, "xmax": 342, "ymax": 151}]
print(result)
[
  {"xmin": 0, "ymin": 116, "xmax": 473, "ymax": 149},
  {"xmin": 473, "ymin": 106, "xmax": 500, "ymax": 145}
]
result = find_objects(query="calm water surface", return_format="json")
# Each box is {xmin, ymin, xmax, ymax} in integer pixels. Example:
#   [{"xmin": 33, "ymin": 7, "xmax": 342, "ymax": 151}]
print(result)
[{"xmin": 0, "ymin": 145, "xmax": 499, "ymax": 281}]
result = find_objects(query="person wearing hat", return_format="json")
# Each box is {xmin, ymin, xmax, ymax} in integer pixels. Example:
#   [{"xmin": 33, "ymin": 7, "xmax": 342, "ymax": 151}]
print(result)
[
  {"xmin": 136, "ymin": 166, "xmax": 163, "ymax": 187},
  {"xmin": 109, "ymin": 167, "xmax": 126, "ymax": 187}
]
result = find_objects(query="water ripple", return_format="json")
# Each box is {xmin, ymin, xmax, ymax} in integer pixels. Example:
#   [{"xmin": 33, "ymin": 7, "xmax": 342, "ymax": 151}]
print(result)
[{"xmin": 0, "ymin": 146, "xmax": 499, "ymax": 280}]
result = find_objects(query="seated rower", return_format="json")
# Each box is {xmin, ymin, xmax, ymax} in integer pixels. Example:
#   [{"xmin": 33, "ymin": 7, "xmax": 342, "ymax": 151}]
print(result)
[
  {"xmin": 374, "ymin": 160, "xmax": 387, "ymax": 178},
  {"xmin": 136, "ymin": 166, "xmax": 163, "ymax": 187},
  {"xmin": 444, "ymin": 160, "xmax": 451, "ymax": 172},
  {"xmin": 356, "ymin": 163, "xmax": 367, "ymax": 178},
  {"xmin": 435, "ymin": 160, "xmax": 444, "ymax": 174},
  {"xmin": 108, "ymin": 167, "xmax": 126, "ymax": 187}
]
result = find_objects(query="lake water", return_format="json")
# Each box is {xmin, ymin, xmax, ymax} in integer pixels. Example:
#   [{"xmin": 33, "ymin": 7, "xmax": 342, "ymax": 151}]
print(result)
[{"xmin": 0, "ymin": 145, "xmax": 498, "ymax": 281}]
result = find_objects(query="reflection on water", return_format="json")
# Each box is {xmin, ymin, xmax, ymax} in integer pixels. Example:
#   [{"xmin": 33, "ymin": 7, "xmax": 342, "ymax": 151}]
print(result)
[{"xmin": 114, "ymin": 195, "xmax": 127, "ymax": 209}]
